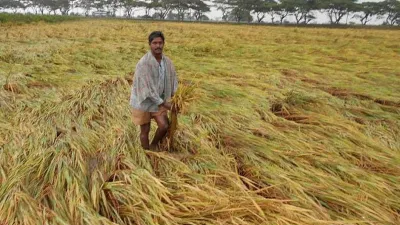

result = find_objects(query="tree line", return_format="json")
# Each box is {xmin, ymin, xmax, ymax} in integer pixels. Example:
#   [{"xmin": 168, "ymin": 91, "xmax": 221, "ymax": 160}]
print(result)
[{"xmin": 0, "ymin": 0, "xmax": 399, "ymax": 25}]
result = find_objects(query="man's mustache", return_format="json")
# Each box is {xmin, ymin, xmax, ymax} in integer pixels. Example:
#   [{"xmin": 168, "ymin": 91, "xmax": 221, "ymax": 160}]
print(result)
[{"xmin": 156, "ymin": 48, "xmax": 162, "ymax": 50}]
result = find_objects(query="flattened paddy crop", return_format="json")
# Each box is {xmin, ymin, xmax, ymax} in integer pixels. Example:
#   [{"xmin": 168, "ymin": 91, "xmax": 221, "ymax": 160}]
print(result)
[{"xmin": 0, "ymin": 19, "xmax": 399, "ymax": 224}]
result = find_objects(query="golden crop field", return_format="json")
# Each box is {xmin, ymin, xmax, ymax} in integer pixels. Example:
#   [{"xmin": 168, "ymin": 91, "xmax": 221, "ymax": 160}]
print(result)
[{"xmin": 0, "ymin": 19, "xmax": 399, "ymax": 225}]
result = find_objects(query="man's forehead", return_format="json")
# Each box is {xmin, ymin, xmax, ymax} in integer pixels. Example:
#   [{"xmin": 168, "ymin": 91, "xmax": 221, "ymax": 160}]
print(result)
[{"xmin": 151, "ymin": 37, "xmax": 164, "ymax": 42}]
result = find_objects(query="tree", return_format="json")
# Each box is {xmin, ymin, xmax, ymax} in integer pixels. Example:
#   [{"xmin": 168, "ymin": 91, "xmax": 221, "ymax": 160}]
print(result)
[
  {"xmin": 212, "ymin": 0, "xmax": 230, "ymax": 21},
  {"xmin": 354, "ymin": 2, "xmax": 381, "ymax": 25},
  {"xmin": 92, "ymin": 0, "xmax": 107, "ymax": 11},
  {"xmin": 304, "ymin": 0, "xmax": 317, "ymax": 24},
  {"xmin": 0, "ymin": 0, "xmax": 24, "ymax": 13},
  {"xmin": 46, "ymin": 0, "xmax": 72, "ymax": 15},
  {"xmin": 19, "ymin": 0, "xmax": 32, "ymax": 12},
  {"xmin": 171, "ymin": 0, "xmax": 190, "ymax": 21},
  {"xmin": 121, "ymin": 0, "xmax": 142, "ymax": 17},
  {"xmin": 380, "ymin": 0, "xmax": 400, "ymax": 25},
  {"xmin": 79, "ymin": 0, "xmax": 95, "ymax": 16},
  {"xmin": 275, "ymin": 0, "xmax": 294, "ymax": 24},
  {"xmin": 48, "ymin": 0, "xmax": 61, "ymax": 14},
  {"xmin": 250, "ymin": 0, "xmax": 276, "ymax": 23},
  {"xmin": 288, "ymin": 0, "xmax": 317, "ymax": 24},
  {"xmin": 0, "ymin": 0, "xmax": 25, "ymax": 13},
  {"xmin": 191, "ymin": 0, "xmax": 210, "ymax": 21},
  {"xmin": 60, "ymin": 0, "xmax": 73, "ymax": 15},
  {"xmin": 152, "ymin": 0, "xmax": 174, "ymax": 19},
  {"xmin": 228, "ymin": 6, "xmax": 252, "ymax": 22},
  {"xmin": 104, "ymin": 0, "xmax": 122, "ymax": 16},
  {"xmin": 319, "ymin": 0, "xmax": 358, "ymax": 24},
  {"xmin": 31, "ymin": 0, "xmax": 49, "ymax": 14},
  {"xmin": 228, "ymin": 0, "xmax": 253, "ymax": 23},
  {"xmin": 140, "ymin": 0, "xmax": 153, "ymax": 16}
]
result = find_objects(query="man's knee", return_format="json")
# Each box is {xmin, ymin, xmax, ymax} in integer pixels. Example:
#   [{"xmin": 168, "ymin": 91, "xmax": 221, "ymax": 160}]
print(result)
[
  {"xmin": 140, "ymin": 124, "xmax": 150, "ymax": 136},
  {"xmin": 140, "ymin": 132, "xmax": 149, "ymax": 139},
  {"xmin": 158, "ymin": 122, "xmax": 169, "ymax": 132},
  {"xmin": 140, "ymin": 122, "xmax": 150, "ymax": 130}
]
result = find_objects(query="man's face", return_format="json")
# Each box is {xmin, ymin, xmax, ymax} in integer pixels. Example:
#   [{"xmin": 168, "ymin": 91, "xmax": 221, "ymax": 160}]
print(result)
[{"xmin": 150, "ymin": 37, "xmax": 164, "ymax": 55}]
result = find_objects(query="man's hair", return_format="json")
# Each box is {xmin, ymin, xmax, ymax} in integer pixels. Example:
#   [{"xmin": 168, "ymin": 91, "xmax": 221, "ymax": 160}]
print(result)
[{"xmin": 149, "ymin": 31, "xmax": 165, "ymax": 44}]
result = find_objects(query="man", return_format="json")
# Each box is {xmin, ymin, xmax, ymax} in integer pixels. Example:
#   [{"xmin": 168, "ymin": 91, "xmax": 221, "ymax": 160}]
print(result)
[{"xmin": 130, "ymin": 31, "xmax": 178, "ymax": 151}]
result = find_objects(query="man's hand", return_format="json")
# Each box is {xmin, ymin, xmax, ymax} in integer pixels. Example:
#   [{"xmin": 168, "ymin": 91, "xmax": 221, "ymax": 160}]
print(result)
[
  {"xmin": 171, "ymin": 104, "xmax": 179, "ymax": 113},
  {"xmin": 161, "ymin": 102, "xmax": 179, "ymax": 113},
  {"xmin": 162, "ymin": 102, "xmax": 172, "ymax": 110}
]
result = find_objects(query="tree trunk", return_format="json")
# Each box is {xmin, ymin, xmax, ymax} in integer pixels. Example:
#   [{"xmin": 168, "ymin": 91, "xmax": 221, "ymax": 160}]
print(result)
[
  {"xmin": 361, "ymin": 14, "xmax": 371, "ymax": 25},
  {"xmin": 327, "ymin": 10, "xmax": 334, "ymax": 24},
  {"xmin": 360, "ymin": 15, "xmax": 365, "ymax": 25},
  {"xmin": 270, "ymin": 12, "xmax": 275, "ymax": 24},
  {"xmin": 279, "ymin": 12, "xmax": 288, "ymax": 24},
  {"xmin": 257, "ymin": 12, "xmax": 264, "ymax": 23},
  {"xmin": 221, "ymin": 8, "xmax": 229, "ymax": 21},
  {"xmin": 62, "ymin": 9, "xmax": 69, "ymax": 15},
  {"xmin": 195, "ymin": 11, "xmax": 202, "ymax": 21},
  {"xmin": 334, "ymin": 11, "xmax": 346, "ymax": 24},
  {"xmin": 295, "ymin": 14, "xmax": 302, "ymax": 24},
  {"xmin": 177, "ymin": 8, "xmax": 185, "ymax": 21}
]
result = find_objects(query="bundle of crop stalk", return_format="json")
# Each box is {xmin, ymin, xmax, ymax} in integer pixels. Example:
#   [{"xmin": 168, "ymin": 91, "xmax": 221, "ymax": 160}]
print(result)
[{"xmin": 166, "ymin": 81, "xmax": 197, "ymax": 150}]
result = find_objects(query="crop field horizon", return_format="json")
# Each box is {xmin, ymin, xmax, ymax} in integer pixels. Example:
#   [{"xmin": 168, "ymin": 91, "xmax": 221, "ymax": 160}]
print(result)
[{"xmin": 0, "ymin": 19, "xmax": 399, "ymax": 224}]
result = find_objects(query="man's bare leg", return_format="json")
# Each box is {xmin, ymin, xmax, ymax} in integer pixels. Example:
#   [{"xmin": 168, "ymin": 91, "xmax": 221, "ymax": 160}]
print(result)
[
  {"xmin": 150, "ymin": 114, "xmax": 169, "ymax": 150},
  {"xmin": 140, "ymin": 123, "xmax": 151, "ymax": 150}
]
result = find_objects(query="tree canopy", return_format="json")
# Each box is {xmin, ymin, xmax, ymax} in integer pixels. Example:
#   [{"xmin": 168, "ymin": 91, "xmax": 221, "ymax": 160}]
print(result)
[{"xmin": 0, "ymin": 0, "xmax": 399, "ymax": 25}]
